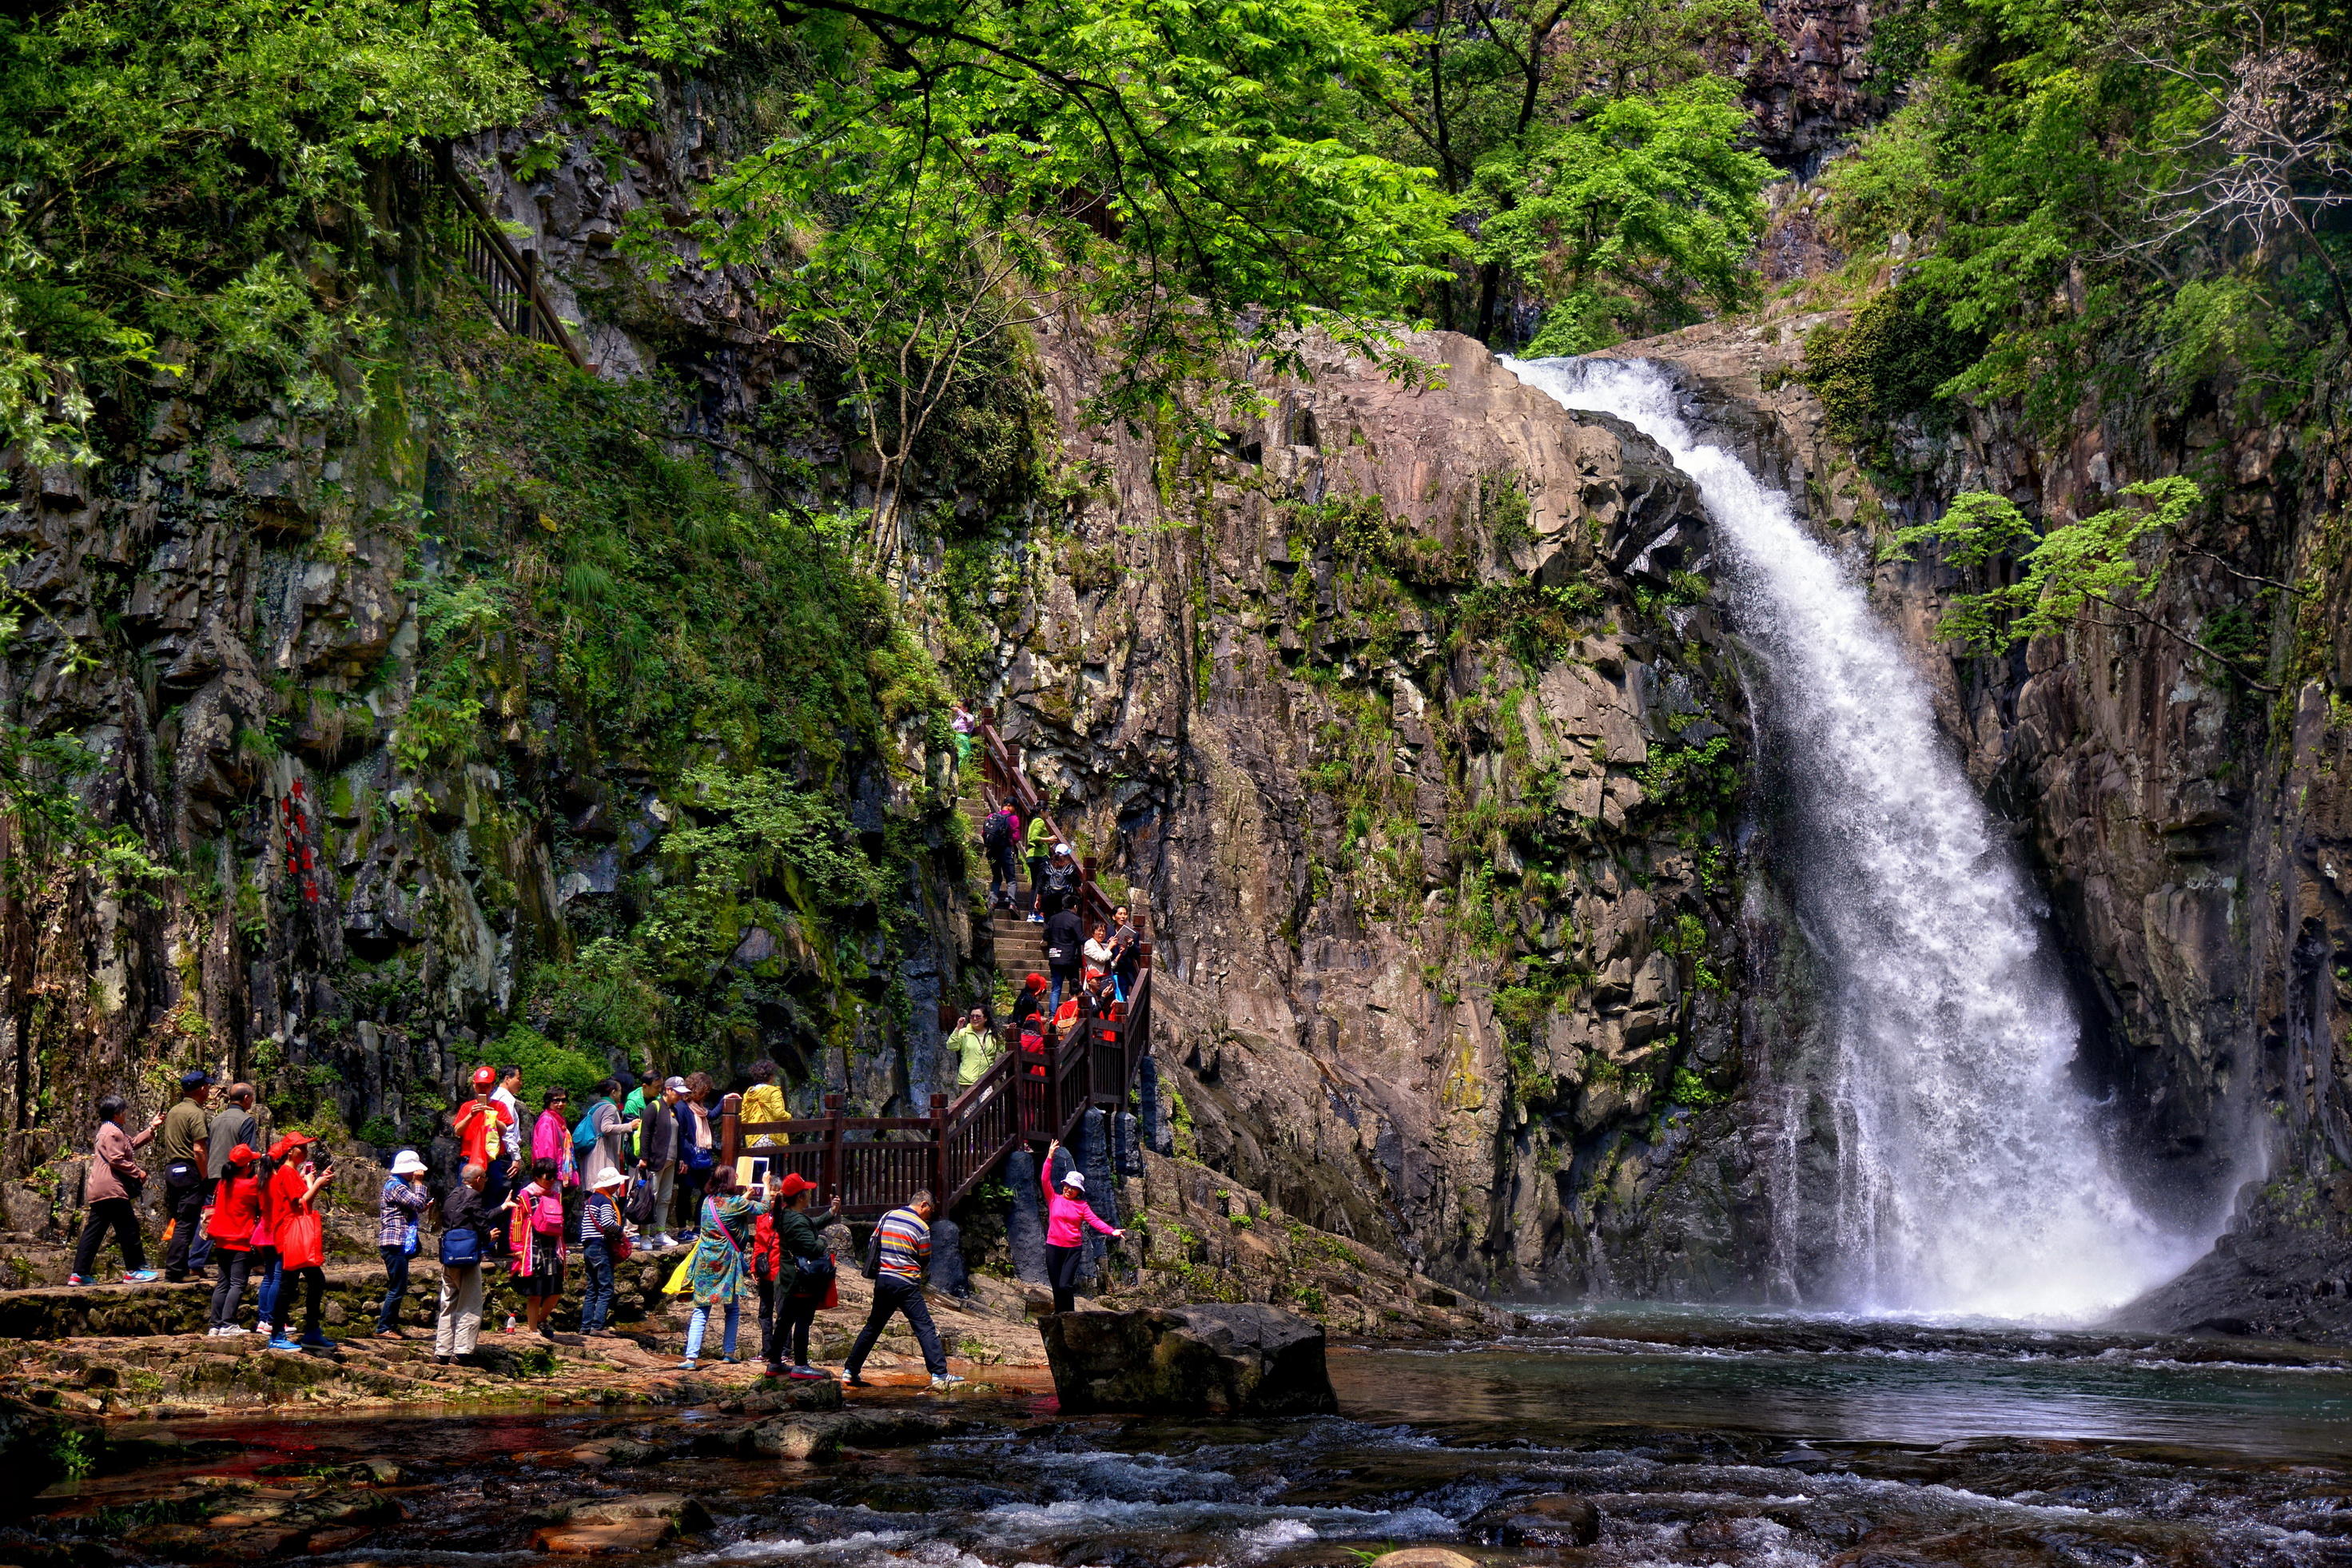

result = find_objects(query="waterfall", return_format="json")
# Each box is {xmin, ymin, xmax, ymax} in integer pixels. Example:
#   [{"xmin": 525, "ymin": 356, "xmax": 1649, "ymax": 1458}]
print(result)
[{"xmin": 1503, "ymin": 355, "xmax": 2200, "ymax": 1322}]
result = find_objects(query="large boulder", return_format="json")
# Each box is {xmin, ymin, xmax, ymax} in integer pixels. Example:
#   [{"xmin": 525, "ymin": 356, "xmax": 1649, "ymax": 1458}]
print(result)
[{"xmin": 1039, "ymin": 1303, "xmax": 1338, "ymax": 1416}]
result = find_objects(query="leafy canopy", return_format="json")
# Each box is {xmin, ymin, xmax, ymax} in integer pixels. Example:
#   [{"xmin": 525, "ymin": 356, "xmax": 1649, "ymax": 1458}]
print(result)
[{"xmin": 1888, "ymin": 479, "xmax": 2207, "ymax": 655}]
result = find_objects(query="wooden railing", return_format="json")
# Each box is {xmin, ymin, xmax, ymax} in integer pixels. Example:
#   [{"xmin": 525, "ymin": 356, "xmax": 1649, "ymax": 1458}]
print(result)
[
  {"xmin": 431, "ymin": 145, "xmax": 591, "ymax": 371},
  {"xmin": 714, "ymin": 714, "xmax": 1155, "ymax": 1218}
]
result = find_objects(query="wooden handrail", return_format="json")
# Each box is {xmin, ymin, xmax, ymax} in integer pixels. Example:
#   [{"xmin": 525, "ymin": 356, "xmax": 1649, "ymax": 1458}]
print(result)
[
  {"xmin": 432, "ymin": 145, "xmax": 591, "ymax": 372},
  {"xmin": 701, "ymin": 718, "xmax": 1158, "ymax": 1219}
]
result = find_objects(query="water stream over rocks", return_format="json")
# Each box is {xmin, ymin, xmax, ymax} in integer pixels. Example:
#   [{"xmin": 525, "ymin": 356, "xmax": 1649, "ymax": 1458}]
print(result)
[
  {"xmin": 1502, "ymin": 356, "xmax": 2209, "ymax": 1321},
  {"xmin": 19, "ymin": 1317, "xmax": 2352, "ymax": 1568}
]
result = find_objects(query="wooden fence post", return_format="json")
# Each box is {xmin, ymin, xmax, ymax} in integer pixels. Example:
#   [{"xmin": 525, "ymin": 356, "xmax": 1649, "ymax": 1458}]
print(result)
[
  {"xmin": 718, "ymin": 1092, "xmax": 741, "ymax": 1171},
  {"xmin": 930, "ymin": 1092, "xmax": 949, "ymax": 1206},
  {"xmin": 822, "ymin": 1092, "xmax": 843, "ymax": 1209}
]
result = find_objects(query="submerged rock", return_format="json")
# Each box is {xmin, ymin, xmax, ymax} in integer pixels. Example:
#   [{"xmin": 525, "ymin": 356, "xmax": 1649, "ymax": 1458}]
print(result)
[
  {"xmin": 1465, "ymin": 1492, "xmax": 1602, "ymax": 1546},
  {"xmin": 1038, "ymin": 1303, "xmax": 1337, "ymax": 1415}
]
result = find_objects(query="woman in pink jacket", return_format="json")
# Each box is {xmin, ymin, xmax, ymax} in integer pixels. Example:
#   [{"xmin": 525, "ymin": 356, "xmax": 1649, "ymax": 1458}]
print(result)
[{"xmin": 1041, "ymin": 1138, "xmax": 1122, "ymax": 1314}]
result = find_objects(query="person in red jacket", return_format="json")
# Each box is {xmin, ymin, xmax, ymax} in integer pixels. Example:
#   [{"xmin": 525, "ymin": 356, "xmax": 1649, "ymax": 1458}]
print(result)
[
  {"xmin": 452, "ymin": 1066, "xmax": 512, "ymax": 1171},
  {"xmin": 205, "ymin": 1143, "xmax": 264, "ymax": 1336},
  {"xmin": 263, "ymin": 1133, "xmax": 336, "ymax": 1350}
]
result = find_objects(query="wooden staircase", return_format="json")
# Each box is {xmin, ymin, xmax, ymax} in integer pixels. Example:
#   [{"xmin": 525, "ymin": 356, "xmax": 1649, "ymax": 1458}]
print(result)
[{"xmin": 716, "ymin": 716, "xmax": 1152, "ymax": 1218}]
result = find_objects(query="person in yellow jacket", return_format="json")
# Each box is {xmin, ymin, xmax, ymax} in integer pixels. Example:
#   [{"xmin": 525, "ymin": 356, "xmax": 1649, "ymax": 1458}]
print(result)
[{"xmin": 741, "ymin": 1058, "xmax": 790, "ymax": 1148}]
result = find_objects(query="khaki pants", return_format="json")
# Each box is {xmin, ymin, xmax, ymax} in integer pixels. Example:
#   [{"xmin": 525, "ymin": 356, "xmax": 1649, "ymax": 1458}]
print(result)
[{"xmin": 436, "ymin": 1261, "xmax": 484, "ymax": 1356}]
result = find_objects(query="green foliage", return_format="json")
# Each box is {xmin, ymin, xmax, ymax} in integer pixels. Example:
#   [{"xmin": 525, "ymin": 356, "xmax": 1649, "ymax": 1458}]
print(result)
[
  {"xmin": 634, "ymin": 766, "xmax": 891, "ymax": 981},
  {"xmin": 1669, "ymin": 1065, "xmax": 1728, "ymax": 1108},
  {"xmin": 0, "ymin": 725, "xmax": 170, "ymax": 904},
  {"xmin": 1801, "ymin": 287, "xmax": 1985, "ymax": 460},
  {"xmin": 0, "ymin": 0, "xmax": 532, "ymax": 421},
  {"xmin": 1498, "ymin": 81, "xmax": 1778, "ymax": 355},
  {"xmin": 1454, "ymin": 581, "xmax": 1607, "ymax": 671},
  {"xmin": 680, "ymin": 0, "xmax": 1457, "ymax": 513},
  {"xmin": 527, "ymin": 939, "xmax": 669, "ymax": 1072},
  {"xmin": 497, "ymin": 1024, "xmax": 611, "ymax": 1105},
  {"xmin": 1816, "ymin": 0, "xmax": 2352, "ymax": 428},
  {"xmin": 1888, "ymin": 478, "xmax": 2207, "ymax": 655},
  {"xmin": 1366, "ymin": 0, "xmax": 1769, "ymax": 343},
  {"xmin": 1634, "ymin": 736, "xmax": 1740, "ymax": 837}
]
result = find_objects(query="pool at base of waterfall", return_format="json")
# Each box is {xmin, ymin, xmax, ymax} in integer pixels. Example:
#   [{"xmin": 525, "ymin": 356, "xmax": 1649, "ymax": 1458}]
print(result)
[{"xmin": 22, "ymin": 1311, "xmax": 2352, "ymax": 1568}]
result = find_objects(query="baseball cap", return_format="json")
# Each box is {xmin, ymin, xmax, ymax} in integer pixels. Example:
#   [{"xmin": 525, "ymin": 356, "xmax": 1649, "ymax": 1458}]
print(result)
[
  {"xmin": 777, "ymin": 1173, "xmax": 814, "ymax": 1199},
  {"xmin": 663, "ymin": 1076, "xmax": 689, "ymax": 1093},
  {"xmin": 472, "ymin": 1065, "xmax": 497, "ymax": 1088},
  {"xmin": 180, "ymin": 1069, "xmax": 212, "ymax": 1089}
]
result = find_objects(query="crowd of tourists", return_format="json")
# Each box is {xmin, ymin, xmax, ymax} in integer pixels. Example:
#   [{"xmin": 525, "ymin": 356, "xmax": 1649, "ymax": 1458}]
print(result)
[
  {"xmin": 58, "ymin": 783, "xmax": 1134, "ymax": 1386},
  {"xmin": 969, "ymin": 798, "xmax": 1143, "ymax": 1085},
  {"xmin": 63, "ymin": 1065, "xmax": 993, "ymax": 1389}
]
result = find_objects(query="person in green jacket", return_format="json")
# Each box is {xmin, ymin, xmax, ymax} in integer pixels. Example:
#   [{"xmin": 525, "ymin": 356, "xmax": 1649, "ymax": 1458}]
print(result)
[
  {"xmin": 945, "ymin": 1008, "xmax": 999, "ymax": 1091},
  {"xmin": 1023, "ymin": 814, "xmax": 1053, "ymax": 922},
  {"xmin": 760, "ymin": 1173, "xmax": 840, "ymax": 1379}
]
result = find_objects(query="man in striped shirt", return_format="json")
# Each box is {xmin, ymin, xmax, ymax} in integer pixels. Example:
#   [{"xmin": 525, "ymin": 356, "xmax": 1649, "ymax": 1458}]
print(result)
[{"xmin": 845, "ymin": 1189, "xmax": 961, "ymax": 1391}]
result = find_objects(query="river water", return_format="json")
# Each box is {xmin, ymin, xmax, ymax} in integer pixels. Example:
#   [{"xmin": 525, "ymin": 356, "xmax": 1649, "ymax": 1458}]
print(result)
[{"xmin": 24, "ymin": 1314, "xmax": 2352, "ymax": 1567}]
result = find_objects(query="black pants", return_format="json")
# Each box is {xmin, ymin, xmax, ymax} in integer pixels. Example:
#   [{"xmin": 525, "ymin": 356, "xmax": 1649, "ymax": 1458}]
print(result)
[
  {"xmin": 164, "ymin": 1171, "xmax": 211, "ymax": 1278},
  {"xmin": 1045, "ymin": 1242, "xmax": 1085, "ymax": 1314},
  {"xmin": 209, "ymin": 1248, "xmax": 253, "ymax": 1327},
  {"xmin": 1027, "ymin": 855, "xmax": 1048, "ymax": 906},
  {"xmin": 483, "ymin": 1159, "xmax": 514, "ymax": 1254},
  {"xmin": 378, "ymin": 1246, "xmax": 412, "ymax": 1330},
  {"xmin": 846, "ymin": 1275, "xmax": 946, "ymax": 1377},
  {"xmin": 272, "ymin": 1264, "xmax": 325, "ymax": 1336},
  {"xmin": 675, "ymin": 1168, "xmax": 707, "ymax": 1233},
  {"xmin": 74, "ymin": 1196, "xmax": 145, "ymax": 1276},
  {"xmin": 763, "ymin": 1277, "xmax": 822, "ymax": 1367}
]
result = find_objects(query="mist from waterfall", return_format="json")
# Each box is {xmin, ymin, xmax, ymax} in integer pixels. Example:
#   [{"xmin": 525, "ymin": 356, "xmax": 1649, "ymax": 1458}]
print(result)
[{"xmin": 1502, "ymin": 355, "xmax": 2203, "ymax": 1322}]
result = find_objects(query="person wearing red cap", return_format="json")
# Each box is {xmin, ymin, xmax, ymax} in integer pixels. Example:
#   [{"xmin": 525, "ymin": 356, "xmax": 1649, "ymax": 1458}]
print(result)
[
  {"xmin": 205, "ymin": 1143, "xmax": 264, "ymax": 1335},
  {"xmin": 753, "ymin": 1172, "xmax": 840, "ymax": 1379},
  {"xmin": 262, "ymin": 1132, "xmax": 336, "ymax": 1350},
  {"xmin": 452, "ymin": 1066, "xmax": 512, "ymax": 1174}
]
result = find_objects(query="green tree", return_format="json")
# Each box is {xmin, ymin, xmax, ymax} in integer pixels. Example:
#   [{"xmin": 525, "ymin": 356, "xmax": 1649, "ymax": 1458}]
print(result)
[
  {"xmin": 1888, "ymin": 479, "xmax": 2272, "ymax": 685},
  {"xmin": 1364, "ymin": 0, "xmax": 1769, "ymax": 343}
]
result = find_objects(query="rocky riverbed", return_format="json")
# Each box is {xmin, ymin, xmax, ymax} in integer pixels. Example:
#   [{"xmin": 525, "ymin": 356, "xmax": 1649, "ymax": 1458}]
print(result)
[{"xmin": 10, "ymin": 1310, "xmax": 2352, "ymax": 1567}]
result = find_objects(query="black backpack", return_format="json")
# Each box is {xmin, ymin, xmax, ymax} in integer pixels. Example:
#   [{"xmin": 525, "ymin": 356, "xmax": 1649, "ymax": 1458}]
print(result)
[{"xmin": 982, "ymin": 810, "xmax": 1013, "ymax": 852}]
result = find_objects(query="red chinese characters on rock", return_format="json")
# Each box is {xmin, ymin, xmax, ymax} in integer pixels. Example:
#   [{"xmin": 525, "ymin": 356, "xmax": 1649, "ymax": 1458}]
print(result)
[{"xmin": 282, "ymin": 778, "xmax": 320, "ymax": 904}]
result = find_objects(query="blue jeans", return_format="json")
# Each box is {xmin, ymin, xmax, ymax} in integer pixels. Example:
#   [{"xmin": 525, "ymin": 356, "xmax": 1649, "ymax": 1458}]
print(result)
[
  {"xmin": 377, "ymin": 1245, "xmax": 412, "ymax": 1331},
  {"xmin": 253, "ymin": 1248, "xmax": 283, "ymax": 1327},
  {"xmin": 685, "ymin": 1300, "xmax": 740, "ymax": 1362},
  {"xmin": 580, "ymin": 1238, "xmax": 615, "ymax": 1332},
  {"xmin": 1049, "ymin": 966, "xmax": 1079, "ymax": 1012}
]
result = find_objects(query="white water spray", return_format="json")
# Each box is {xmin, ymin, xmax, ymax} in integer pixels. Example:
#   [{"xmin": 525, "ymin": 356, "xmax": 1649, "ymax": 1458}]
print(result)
[{"xmin": 1504, "ymin": 355, "xmax": 2200, "ymax": 1321}]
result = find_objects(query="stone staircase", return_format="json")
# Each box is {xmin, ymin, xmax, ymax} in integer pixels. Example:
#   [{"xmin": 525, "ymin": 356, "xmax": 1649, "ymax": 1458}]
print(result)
[{"xmin": 961, "ymin": 794, "xmax": 1048, "ymax": 980}]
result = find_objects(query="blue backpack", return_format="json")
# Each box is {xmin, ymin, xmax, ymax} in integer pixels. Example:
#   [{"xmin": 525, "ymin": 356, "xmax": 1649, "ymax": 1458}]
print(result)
[{"xmin": 571, "ymin": 1098, "xmax": 607, "ymax": 1151}]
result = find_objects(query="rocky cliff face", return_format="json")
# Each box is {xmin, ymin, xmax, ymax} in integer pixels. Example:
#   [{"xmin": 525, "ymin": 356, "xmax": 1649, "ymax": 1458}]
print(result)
[
  {"xmin": 0, "ymin": 102, "xmax": 989, "ymax": 1208},
  {"xmin": 980, "ymin": 324, "xmax": 1781, "ymax": 1298}
]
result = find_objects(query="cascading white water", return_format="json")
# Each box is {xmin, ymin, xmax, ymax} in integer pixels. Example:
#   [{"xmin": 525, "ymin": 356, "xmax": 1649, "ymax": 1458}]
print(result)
[{"xmin": 1503, "ymin": 355, "xmax": 2203, "ymax": 1321}]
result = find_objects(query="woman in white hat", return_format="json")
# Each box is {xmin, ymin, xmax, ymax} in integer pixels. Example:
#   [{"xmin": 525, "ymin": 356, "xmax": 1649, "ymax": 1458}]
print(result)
[
  {"xmin": 1040, "ymin": 1138, "xmax": 1123, "ymax": 1314},
  {"xmin": 376, "ymin": 1150, "xmax": 432, "ymax": 1337}
]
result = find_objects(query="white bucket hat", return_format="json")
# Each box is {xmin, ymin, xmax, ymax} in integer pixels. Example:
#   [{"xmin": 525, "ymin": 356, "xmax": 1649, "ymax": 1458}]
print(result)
[
  {"xmin": 1059, "ymin": 1168, "xmax": 1085, "ymax": 1192},
  {"xmin": 591, "ymin": 1167, "xmax": 627, "ymax": 1189},
  {"xmin": 390, "ymin": 1150, "xmax": 428, "ymax": 1176}
]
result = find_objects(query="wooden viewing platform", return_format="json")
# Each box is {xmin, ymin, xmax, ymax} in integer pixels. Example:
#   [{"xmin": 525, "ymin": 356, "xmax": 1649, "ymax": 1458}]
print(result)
[{"xmin": 714, "ymin": 715, "xmax": 1153, "ymax": 1218}]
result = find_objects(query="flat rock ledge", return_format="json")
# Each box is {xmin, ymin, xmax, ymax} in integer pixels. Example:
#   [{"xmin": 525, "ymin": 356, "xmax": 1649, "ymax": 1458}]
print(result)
[{"xmin": 1039, "ymin": 1303, "xmax": 1339, "ymax": 1416}]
